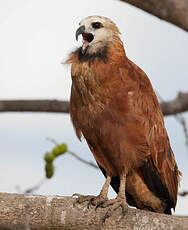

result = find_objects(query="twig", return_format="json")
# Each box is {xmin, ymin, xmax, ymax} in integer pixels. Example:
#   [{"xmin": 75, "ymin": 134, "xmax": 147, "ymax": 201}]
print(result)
[
  {"xmin": 46, "ymin": 137, "xmax": 59, "ymax": 145},
  {"xmin": 67, "ymin": 151, "xmax": 98, "ymax": 169},
  {"xmin": 157, "ymin": 91, "xmax": 188, "ymax": 149},
  {"xmin": 175, "ymin": 114, "xmax": 188, "ymax": 147},
  {"xmin": 178, "ymin": 191, "xmax": 188, "ymax": 197},
  {"xmin": 15, "ymin": 178, "xmax": 46, "ymax": 194},
  {"xmin": 24, "ymin": 178, "xmax": 46, "ymax": 194},
  {"xmin": 45, "ymin": 137, "xmax": 98, "ymax": 169}
]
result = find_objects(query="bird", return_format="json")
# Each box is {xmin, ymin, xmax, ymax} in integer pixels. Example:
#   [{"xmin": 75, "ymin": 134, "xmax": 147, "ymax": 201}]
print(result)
[{"xmin": 65, "ymin": 15, "xmax": 181, "ymax": 218}]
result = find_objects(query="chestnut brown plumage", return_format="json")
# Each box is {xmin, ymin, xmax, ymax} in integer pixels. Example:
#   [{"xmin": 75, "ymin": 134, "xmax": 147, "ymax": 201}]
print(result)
[{"xmin": 66, "ymin": 16, "xmax": 181, "ymax": 216}]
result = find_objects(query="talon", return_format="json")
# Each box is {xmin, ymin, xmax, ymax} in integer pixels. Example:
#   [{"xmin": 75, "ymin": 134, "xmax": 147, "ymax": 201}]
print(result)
[
  {"xmin": 87, "ymin": 198, "xmax": 94, "ymax": 209},
  {"xmin": 72, "ymin": 193, "xmax": 81, "ymax": 197},
  {"xmin": 121, "ymin": 204, "xmax": 128, "ymax": 216},
  {"xmin": 72, "ymin": 194, "xmax": 96, "ymax": 207},
  {"xmin": 72, "ymin": 194, "xmax": 81, "ymax": 207},
  {"xmin": 95, "ymin": 201, "xmax": 104, "ymax": 210},
  {"xmin": 103, "ymin": 211, "xmax": 110, "ymax": 224},
  {"xmin": 99, "ymin": 196, "xmax": 128, "ymax": 222}
]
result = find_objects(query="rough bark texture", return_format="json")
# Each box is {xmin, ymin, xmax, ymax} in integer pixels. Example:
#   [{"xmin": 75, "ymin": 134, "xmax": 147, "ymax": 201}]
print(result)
[
  {"xmin": 1, "ymin": 92, "xmax": 188, "ymax": 116},
  {"xmin": 0, "ymin": 193, "xmax": 187, "ymax": 230},
  {"xmin": 120, "ymin": 0, "xmax": 188, "ymax": 32}
]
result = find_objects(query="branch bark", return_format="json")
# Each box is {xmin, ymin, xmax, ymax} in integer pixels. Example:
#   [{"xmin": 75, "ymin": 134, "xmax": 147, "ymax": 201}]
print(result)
[
  {"xmin": 0, "ymin": 99, "xmax": 69, "ymax": 113},
  {"xmin": 1, "ymin": 92, "xmax": 188, "ymax": 116},
  {"xmin": 160, "ymin": 92, "xmax": 188, "ymax": 116},
  {"xmin": 0, "ymin": 193, "xmax": 187, "ymax": 230},
  {"xmin": 119, "ymin": 0, "xmax": 188, "ymax": 32}
]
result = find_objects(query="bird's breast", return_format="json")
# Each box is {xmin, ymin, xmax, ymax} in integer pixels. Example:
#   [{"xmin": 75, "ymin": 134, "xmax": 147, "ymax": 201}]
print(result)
[{"xmin": 72, "ymin": 63, "xmax": 112, "ymax": 107}]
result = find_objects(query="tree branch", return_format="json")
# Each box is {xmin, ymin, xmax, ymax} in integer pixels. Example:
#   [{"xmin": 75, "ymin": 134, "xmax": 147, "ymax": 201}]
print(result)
[
  {"xmin": 1, "ymin": 92, "xmax": 188, "ymax": 116},
  {"xmin": 0, "ymin": 99, "xmax": 70, "ymax": 113},
  {"xmin": 179, "ymin": 190, "xmax": 188, "ymax": 197},
  {"xmin": 160, "ymin": 92, "xmax": 188, "ymax": 116},
  {"xmin": 0, "ymin": 193, "xmax": 187, "ymax": 230},
  {"xmin": 119, "ymin": 0, "xmax": 188, "ymax": 32}
]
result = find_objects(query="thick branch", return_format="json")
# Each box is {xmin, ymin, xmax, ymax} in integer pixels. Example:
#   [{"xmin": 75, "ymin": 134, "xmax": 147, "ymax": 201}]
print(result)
[
  {"xmin": 160, "ymin": 92, "xmax": 188, "ymax": 116},
  {"xmin": 120, "ymin": 0, "xmax": 188, "ymax": 32},
  {"xmin": 0, "ymin": 193, "xmax": 187, "ymax": 230},
  {"xmin": 0, "ymin": 99, "xmax": 69, "ymax": 113},
  {"xmin": 1, "ymin": 93, "xmax": 188, "ymax": 116}
]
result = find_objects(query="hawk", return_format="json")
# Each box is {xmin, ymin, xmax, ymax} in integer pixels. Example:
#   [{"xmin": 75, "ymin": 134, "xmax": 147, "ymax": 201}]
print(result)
[{"xmin": 66, "ymin": 16, "xmax": 181, "ymax": 217}]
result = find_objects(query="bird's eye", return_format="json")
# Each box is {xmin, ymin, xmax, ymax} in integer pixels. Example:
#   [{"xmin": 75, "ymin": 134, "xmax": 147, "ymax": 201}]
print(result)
[{"xmin": 92, "ymin": 22, "xmax": 103, "ymax": 29}]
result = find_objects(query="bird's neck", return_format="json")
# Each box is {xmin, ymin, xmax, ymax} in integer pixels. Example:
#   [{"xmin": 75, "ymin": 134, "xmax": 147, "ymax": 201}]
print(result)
[
  {"xmin": 66, "ymin": 37, "xmax": 127, "ymax": 66},
  {"xmin": 107, "ymin": 38, "xmax": 127, "ymax": 65}
]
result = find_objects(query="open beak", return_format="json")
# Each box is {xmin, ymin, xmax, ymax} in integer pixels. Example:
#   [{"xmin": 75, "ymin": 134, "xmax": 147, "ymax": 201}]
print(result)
[
  {"xmin": 75, "ymin": 25, "xmax": 85, "ymax": 41},
  {"xmin": 75, "ymin": 25, "xmax": 94, "ymax": 55}
]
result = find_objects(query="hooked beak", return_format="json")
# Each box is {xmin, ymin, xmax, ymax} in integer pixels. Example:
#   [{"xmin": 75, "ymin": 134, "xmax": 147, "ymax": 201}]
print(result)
[
  {"xmin": 75, "ymin": 25, "xmax": 85, "ymax": 41},
  {"xmin": 75, "ymin": 25, "xmax": 94, "ymax": 55}
]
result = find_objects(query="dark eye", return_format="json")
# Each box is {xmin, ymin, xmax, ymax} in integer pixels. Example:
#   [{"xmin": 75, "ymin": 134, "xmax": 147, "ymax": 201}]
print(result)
[{"xmin": 92, "ymin": 22, "xmax": 103, "ymax": 29}]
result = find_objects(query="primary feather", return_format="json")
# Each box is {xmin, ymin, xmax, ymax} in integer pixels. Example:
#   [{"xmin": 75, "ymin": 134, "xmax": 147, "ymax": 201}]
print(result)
[{"xmin": 66, "ymin": 15, "xmax": 181, "ymax": 214}]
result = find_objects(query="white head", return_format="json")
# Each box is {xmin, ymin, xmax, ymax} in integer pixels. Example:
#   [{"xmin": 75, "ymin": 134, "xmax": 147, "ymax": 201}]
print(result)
[{"xmin": 75, "ymin": 16, "xmax": 120, "ymax": 55}]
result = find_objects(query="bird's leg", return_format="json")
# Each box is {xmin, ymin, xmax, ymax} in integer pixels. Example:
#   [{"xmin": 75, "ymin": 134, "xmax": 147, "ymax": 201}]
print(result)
[
  {"xmin": 99, "ymin": 174, "xmax": 128, "ymax": 222},
  {"xmin": 89, "ymin": 175, "xmax": 111, "ymax": 207},
  {"xmin": 73, "ymin": 175, "xmax": 111, "ymax": 208}
]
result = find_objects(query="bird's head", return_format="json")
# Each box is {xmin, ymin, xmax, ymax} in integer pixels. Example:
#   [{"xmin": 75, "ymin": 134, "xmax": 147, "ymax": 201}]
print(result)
[{"xmin": 75, "ymin": 16, "xmax": 120, "ymax": 55}]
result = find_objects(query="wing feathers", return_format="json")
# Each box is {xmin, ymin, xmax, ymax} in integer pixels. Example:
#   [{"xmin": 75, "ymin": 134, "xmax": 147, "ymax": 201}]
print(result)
[{"xmin": 120, "ymin": 60, "xmax": 181, "ymax": 210}]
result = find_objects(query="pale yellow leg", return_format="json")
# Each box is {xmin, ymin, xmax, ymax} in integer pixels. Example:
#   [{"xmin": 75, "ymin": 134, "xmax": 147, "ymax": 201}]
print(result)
[{"xmin": 73, "ymin": 175, "xmax": 111, "ymax": 207}]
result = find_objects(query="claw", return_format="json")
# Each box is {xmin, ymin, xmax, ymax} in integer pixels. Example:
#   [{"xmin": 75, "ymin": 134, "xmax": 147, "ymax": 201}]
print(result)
[
  {"xmin": 95, "ymin": 201, "xmax": 104, "ymax": 210},
  {"xmin": 121, "ymin": 204, "xmax": 128, "ymax": 216},
  {"xmin": 100, "ymin": 197, "xmax": 128, "ymax": 223},
  {"xmin": 87, "ymin": 198, "xmax": 94, "ymax": 209},
  {"xmin": 72, "ymin": 193, "xmax": 81, "ymax": 197},
  {"xmin": 103, "ymin": 211, "xmax": 110, "ymax": 224},
  {"xmin": 72, "ymin": 193, "xmax": 82, "ymax": 207},
  {"xmin": 72, "ymin": 193, "xmax": 81, "ymax": 207},
  {"xmin": 72, "ymin": 193, "xmax": 96, "ymax": 209}
]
